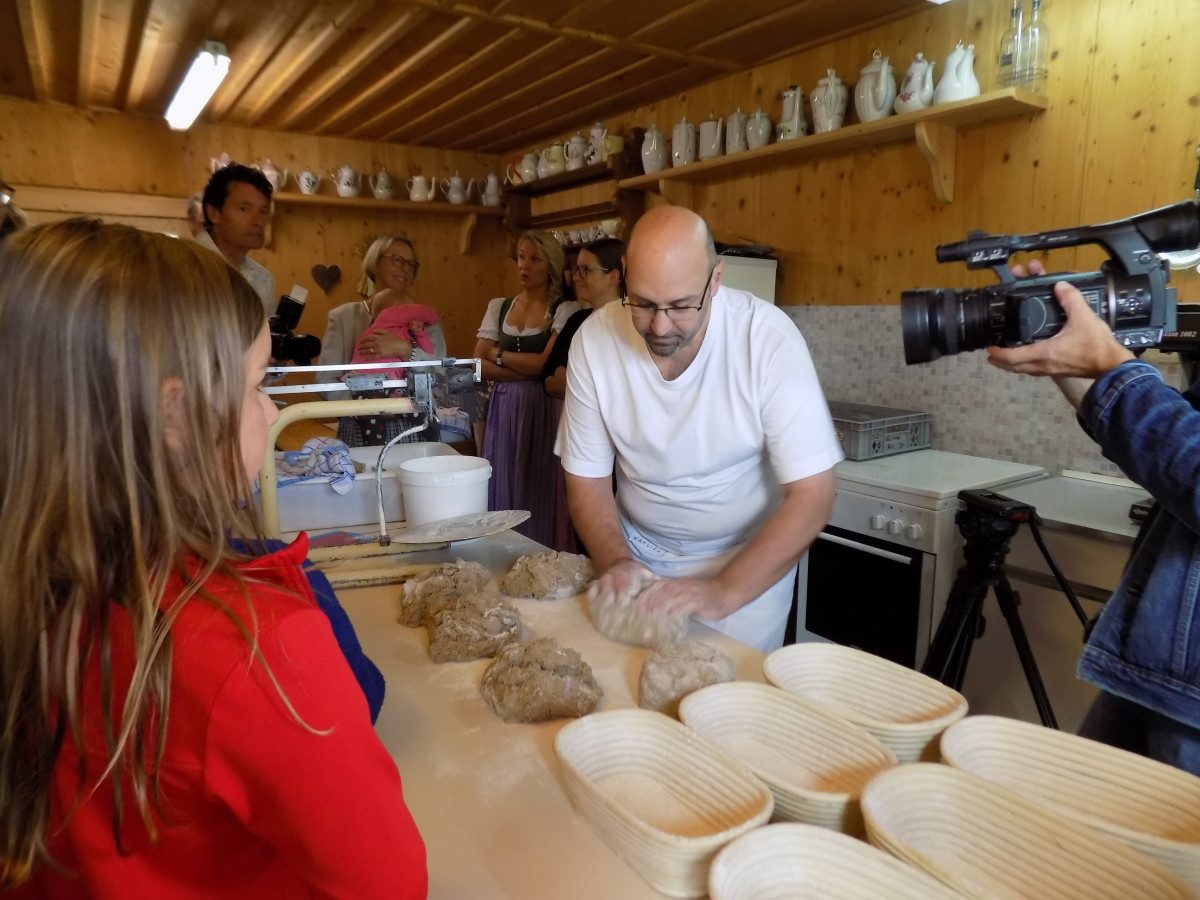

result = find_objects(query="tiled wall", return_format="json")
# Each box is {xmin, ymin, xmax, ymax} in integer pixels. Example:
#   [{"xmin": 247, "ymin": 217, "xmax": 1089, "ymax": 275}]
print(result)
[{"xmin": 780, "ymin": 305, "xmax": 1186, "ymax": 478}]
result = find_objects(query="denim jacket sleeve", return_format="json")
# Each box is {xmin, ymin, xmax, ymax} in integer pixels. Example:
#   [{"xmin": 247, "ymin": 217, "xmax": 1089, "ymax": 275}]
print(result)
[{"xmin": 1079, "ymin": 360, "xmax": 1200, "ymax": 532}]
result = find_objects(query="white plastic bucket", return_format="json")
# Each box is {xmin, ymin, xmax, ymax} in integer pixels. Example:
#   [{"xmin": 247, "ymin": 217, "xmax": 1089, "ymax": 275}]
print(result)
[{"xmin": 397, "ymin": 455, "xmax": 491, "ymax": 528}]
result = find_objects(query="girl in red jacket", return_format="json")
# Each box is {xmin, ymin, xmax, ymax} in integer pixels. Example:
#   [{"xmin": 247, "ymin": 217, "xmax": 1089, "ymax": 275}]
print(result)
[{"xmin": 0, "ymin": 219, "xmax": 427, "ymax": 899}]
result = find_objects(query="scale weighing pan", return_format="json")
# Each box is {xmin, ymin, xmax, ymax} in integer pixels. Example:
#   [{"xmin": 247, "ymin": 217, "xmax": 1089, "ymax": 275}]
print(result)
[{"xmin": 392, "ymin": 509, "xmax": 529, "ymax": 543}]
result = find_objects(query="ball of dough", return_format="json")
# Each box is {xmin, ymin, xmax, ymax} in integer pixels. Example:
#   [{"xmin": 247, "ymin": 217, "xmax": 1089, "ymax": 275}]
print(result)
[
  {"xmin": 397, "ymin": 560, "xmax": 490, "ymax": 628},
  {"xmin": 639, "ymin": 641, "xmax": 736, "ymax": 718},
  {"xmin": 587, "ymin": 588, "xmax": 689, "ymax": 648},
  {"xmin": 425, "ymin": 592, "xmax": 523, "ymax": 663},
  {"xmin": 481, "ymin": 637, "xmax": 603, "ymax": 723},
  {"xmin": 501, "ymin": 550, "xmax": 594, "ymax": 601}
]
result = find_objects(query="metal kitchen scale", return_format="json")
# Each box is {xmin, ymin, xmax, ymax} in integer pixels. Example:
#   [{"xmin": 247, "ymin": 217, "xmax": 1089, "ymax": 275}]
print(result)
[{"xmin": 259, "ymin": 357, "xmax": 492, "ymax": 587}]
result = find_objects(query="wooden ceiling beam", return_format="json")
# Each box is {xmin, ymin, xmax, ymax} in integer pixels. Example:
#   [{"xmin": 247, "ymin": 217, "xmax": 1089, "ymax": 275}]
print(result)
[
  {"xmin": 269, "ymin": 8, "xmax": 427, "ymax": 132},
  {"xmin": 368, "ymin": 27, "xmax": 526, "ymax": 141},
  {"xmin": 77, "ymin": 0, "xmax": 102, "ymax": 107},
  {"xmin": 392, "ymin": 0, "xmax": 740, "ymax": 72},
  {"xmin": 322, "ymin": 17, "xmax": 478, "ymax": 136},
  {"xmin": 15, "ymin": 0, "xmax": 52, "ymax": 103},
  {"xmin": 382, "ymin": 36, "xmax": 566, "ymax": 145},
  {"xmin": 625, "ymin": 0, "xmax": 717, "ymax": 42},
  {"xmin": 232, "ymin": 0, "xmax": 379, "ymax": 126},
  {"xmin": 205, "ymin": 1, "xmax": 314, "ymax": 120}
]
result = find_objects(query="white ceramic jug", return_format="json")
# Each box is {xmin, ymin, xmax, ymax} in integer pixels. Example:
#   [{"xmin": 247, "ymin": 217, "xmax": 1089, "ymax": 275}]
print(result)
[
  {"xmin": 441, "ymin": 172, "xmax": 470, "ymax": 204},
  {"xmin": 672, "ymin": 116, "xmax": 696, "ymax": 167},
  {"xmin": 745, "ymin": 109, "xmax": 772, "ymax": 150},
  {"xmin": 257, "ymin": 159, "xmax": 288, "ymax": 192},
  {"xmin": 698, "ymin": 111, "xmax": 724, "ymax": 160},
  {"xmin": 810, "ymin": 69, "xmax": 848, "ymax": 133},
  {"xmin": 934, "ymin": 41, "xmax": 981, "ymax": 104},
  {"xmin": 565, "ymin": 133, "xmax": 588, "ymax": 171},
  {"xmin": 726, "ymin": 108, "xmax": 748, "ymax": 153},
  {"xmin": 641, "ymin": 124, "xmax": 667, "ymax": 174},
  {"xmin": 854, "ymin": 51, "xmax": 896, "ymax": 123},
  {"xmin": 587, "ymin": 123, "xmax": 607, "ymax": 164},
  {"xmin": 894, "ymin": 52, "xmax": 936, "ymax": 114},
  {"xmin": 210, "ymin": 153, "xmax": 232, "ymax": 173},
  {"xmin": 295, "ymin": 170, "xmax": 321, "ymax": 195},
  {"xmin": 332, "ymin": 164, "xmax": 362, "ymax": 198},
  {"xmin": 778, "ymin": 86, "xmax": 807, "ymax": 140},
  {"xmin": 541, "ymin": 143, "xmax": 566, "ymax": 177},
  {"xmin": 480, "ymin": 172, "xmax": 503, "ymax": 207},
  {"xmin": 406, "ymin": 175, "xmax": 436, "ymax": 202},
  {"xmin": 369, "ymin": 168, "xmax": 396, "ymax": 200}
]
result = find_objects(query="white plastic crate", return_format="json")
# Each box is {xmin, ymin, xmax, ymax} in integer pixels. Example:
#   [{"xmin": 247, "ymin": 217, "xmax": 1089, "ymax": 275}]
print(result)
[{"xmin": 827, "ymin": 402, "xmax": 933, "ymax": 461}]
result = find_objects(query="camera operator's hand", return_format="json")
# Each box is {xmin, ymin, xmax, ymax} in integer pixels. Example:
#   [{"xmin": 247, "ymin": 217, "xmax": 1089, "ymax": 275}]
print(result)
[{"xmin": 987, "ymin": 262, "xmax": 1135, "ymax": 384}]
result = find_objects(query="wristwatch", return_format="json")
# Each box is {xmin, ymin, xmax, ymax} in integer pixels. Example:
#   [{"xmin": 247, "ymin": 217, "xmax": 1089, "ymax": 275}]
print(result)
[{"xmin": 496, "ymin": 351, "xmax": 505, "ymax": 367}]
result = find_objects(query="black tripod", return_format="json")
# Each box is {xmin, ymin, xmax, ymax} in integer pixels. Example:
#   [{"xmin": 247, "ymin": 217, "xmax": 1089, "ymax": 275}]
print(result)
[{"xmin": 920, "ymin": 489, "xmax": 1088, "ymax": 729}]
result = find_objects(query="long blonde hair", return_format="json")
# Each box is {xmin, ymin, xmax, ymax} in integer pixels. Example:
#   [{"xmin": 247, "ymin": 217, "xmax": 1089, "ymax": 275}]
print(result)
[{"xmin": 0, "ymin": 220, "xmax": 267, "ymax": 884}]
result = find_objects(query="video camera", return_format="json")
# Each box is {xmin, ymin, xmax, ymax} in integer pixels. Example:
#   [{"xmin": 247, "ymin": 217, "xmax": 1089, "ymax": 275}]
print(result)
[
  {"xmin": 269, "ymin": 285, "xmax": 321, "ymax": 365},
  {"xmin": 901, "ymin": 200, "xmax": 1200, "ymax": 365}
]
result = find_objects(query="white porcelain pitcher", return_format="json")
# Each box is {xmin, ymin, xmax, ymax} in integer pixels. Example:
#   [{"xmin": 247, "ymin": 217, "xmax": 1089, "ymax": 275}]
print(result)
[
  {"xmin": 810, "ymin": 69, "xmax": 848, "ymax": 133},
  {"xmin": 565, "ymin": 133, "xmax": 588, "ymax": 171},
  {"xmin": 480, "ymin": 172, "xmax": 503, "ymax": 207},
  {"xmin": 698, "ymin": 111, "xmax": 724, "ymax": 160},
  {"xmin": 726, "ymin": 108, "xmax": 748, "ymax": 153},
  {"xmin": 587, "ymin": 123, "xmax": 607, "ymax": 164},
  {"xmin": 934, "ymin": 41, "xmax": 980, "ymax": 105},
  {"xmin": 441, "ymin": 172, "xmax": 470, "ymax": 204},
  {"xmin": 406, "ymin": 175, "xmax": 437, "ymax": 202},
  {"xmin": 641, "ymin": 124, "xmax": 667, "ymax": 174},
  {"xmin": 295, "ymin": 170, "xmax": 321, "ymax": 195},
  {"xmin": 778, "ymin": 86, "xmax": 806, "ymax": 140},
  {"xmin": 369, "ymin": 168, "xmax": 396, "ymax": 200},
  {"xmin": 332, "ymin": 164, "xmax": 362, "ymax": 198},
  {"xmin": 854, "ymin": 50, "xmax": 897, "ymax": 123},
  {"xmin": 745, "ymin": 109, "xmax": 772, "ymax": 150},
  {"xmin": 894, "ymin": 52, "xmax": 936, "ymax": 114},
  {"xmin": 256, "ymin": 159, "xmax": 288, "ymax": 192},
  {"xmin": 672, "ymin": 116, "xmax": 696, "ymax": 167}
]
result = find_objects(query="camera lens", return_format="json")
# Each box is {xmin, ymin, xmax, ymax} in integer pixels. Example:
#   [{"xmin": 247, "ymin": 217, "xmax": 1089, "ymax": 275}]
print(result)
[{"xmin": 901, "ymin": 288, "xmax": 998, "ymax": 364}]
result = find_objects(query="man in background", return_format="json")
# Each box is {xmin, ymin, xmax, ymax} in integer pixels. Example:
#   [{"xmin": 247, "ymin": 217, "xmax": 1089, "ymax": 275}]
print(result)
[
  {"xmin": 197, "ymin": 164, "xmax": 275, "ymax": 317},
  {"xmin": 556, "ymin": 206, "xmax": 842, "ymax": 652}
]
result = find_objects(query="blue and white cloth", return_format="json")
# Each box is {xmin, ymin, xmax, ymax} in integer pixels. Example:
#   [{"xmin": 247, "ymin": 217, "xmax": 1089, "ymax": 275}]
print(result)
[{"xmin": 274, "ymin": 437, "xmax": 357, "ymax": 495}]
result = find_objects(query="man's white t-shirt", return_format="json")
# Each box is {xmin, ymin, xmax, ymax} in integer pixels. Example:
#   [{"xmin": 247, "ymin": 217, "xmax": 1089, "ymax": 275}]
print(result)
[{"xmin": 558, "ymin": 285, "xmax": 843, "ymax": 553}]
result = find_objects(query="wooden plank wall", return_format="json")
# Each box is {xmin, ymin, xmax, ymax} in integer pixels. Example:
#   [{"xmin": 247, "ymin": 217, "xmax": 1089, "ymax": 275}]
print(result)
[
  {"xmin": 0, "ymin": 97, "xmax": 513, "ymax": 356},
  {"xmin": 587, "ymin": 0, "xmax": 1200, "ymax": 305}
]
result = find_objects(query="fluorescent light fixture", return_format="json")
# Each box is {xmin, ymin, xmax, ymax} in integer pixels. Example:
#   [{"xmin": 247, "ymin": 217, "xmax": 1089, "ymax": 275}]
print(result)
[
  {"xmin": 164, "ymin": 41, "xmax": 230, "ymax": 131},
  {"xmin": 926, "ymin": 0, "xmax": 953, "ymax": 4}
]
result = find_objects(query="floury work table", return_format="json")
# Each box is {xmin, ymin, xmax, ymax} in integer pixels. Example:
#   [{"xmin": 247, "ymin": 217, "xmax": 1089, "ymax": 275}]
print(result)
[{"xmin": 326, "ymin": 529, "xmax": 767, "ymax": 899}]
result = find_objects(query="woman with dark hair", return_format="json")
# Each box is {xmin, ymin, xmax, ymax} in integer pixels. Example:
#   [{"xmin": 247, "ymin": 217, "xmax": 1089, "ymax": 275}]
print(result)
[{"xmin": 474, "ymin": 230, "xmax": 579, "ymax": 545}]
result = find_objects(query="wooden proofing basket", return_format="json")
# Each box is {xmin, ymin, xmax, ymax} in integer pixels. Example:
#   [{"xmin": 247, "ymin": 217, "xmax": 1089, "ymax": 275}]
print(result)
[
  {"xmin": 862, "ymin": 763, "xmax": 1192, "ymax": 900},
  {"xmin": 678, "ymin": 681, "xmax": 897, "ymax": 834},
  {"xmin": 941, "ymin": 714, "xmax": 1200, "ymax": 894},
  {"xmin": 763, "ymin": 643, "xmax": 967, "ymax": 762},
  {"xmin": 554, "ymin": 708, "xmax": 774, "ymax": 898},
  {"xmin": 708, "ymin": 822, "xmax": 970, "ymax": 900}
]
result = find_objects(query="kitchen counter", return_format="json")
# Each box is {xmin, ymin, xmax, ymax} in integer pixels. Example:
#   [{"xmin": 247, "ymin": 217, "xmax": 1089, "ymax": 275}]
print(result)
[
  {"xmin": 999, "ymin": 472, "xmax": 1150, "ymax": 543},
  {"xmin": 331, "ymin": 530, "xmax": 766, "ymax": 900}
]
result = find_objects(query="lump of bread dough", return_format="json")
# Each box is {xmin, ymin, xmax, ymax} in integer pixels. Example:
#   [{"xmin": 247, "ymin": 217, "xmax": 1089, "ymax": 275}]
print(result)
[
  {"xmin": 500, "ymin": 550, "xmax": 594, "ymax": 601},
  {"xmin": 425, "ymin": 592, "xmax": 522, "ymax": 663},
  {"xmin": 397, "ymin": 560, "xmax": 490, "ymax": 628},
  {"xmin": 587, "ymin": 588, "xmax": 689, "ymax": 648},
  {"xmin": 481, "ymin": 638, "xmax": 603, "ymax": 723},
  {"xmin": 639, "ymin": 641, "xmax": 737, "ymax": 718}
]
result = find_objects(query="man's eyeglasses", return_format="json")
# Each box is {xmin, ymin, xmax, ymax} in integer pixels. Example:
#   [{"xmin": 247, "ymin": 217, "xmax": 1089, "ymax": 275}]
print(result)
[
  {"xmin": 380, "ymin": 254, "xmax": 420, "ymax": 274},
  {"xmin": 571, "ymin": 265, "xmax": 611, "ymax": 278},
  {"xmin": 621, "ymin": 264, "xmax": 715, "ymax": 323}
]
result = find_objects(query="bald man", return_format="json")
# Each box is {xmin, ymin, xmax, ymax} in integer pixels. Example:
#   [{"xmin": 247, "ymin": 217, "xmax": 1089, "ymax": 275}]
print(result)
[{"xmin": 555, "ymin": 207, "xmax": 843, "ymax": 652}]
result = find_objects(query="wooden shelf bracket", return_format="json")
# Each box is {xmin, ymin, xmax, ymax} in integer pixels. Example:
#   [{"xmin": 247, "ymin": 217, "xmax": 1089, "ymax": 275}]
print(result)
[{"xmin": 914, "ymin": 121, "xmax": 957, "ymax": 203}]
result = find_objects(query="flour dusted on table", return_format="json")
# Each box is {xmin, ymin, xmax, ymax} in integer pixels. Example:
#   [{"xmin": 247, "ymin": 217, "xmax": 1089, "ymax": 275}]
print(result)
[
  {"xmin": 638, "ymin": 641, "xmax": 736, "ymax": 718},
  {"xmin": 425, "ymin": 591, "xmax": 523, "ymax": 663},
  {"xmin": 500, "ymin": 550, "xmax": 594, "ymax": 601},
  {"xmin": 481, "ymin": 637, "xmax": 603, "ymax": 723},
  {"xmin": 396, "ymin": 559, "xmax": 490, "ymax": 627}
]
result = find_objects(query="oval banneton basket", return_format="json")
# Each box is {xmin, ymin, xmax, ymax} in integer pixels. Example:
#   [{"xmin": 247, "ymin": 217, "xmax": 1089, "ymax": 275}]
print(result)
[
  {"xmin": 862, "ymin": 763, "xmax": 1192, "ymax": 900},
  {"xmin": 762, "ymin": 643, "xmax": 967, "ymax": 763},
  {"xmin": 678, "ymin": 681, "xmax": 897, "ymax": 834},
  {"xmin": 554, "ymin": 708, "xmax": 774, "ymax": 899},
  {"xmin": 708, "ymin": 821, "xmax": 972, "ymax": 900},
  {"xmin": 940, "ymin": 714, "xmax": 1200, "ymax": 894}
]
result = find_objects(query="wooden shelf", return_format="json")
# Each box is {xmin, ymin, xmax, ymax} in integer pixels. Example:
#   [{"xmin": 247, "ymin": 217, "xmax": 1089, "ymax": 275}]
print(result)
[
  {"xmin": 502, "ymin": 152, "xmax": 645, "ymax": 235},
  {"xmin": 618, "ymin": 88, "xmax": 1050, "ymax": 203},
  {"xmin": 272, "ymin": 192, "xmax": 504, "ymax": 253}
]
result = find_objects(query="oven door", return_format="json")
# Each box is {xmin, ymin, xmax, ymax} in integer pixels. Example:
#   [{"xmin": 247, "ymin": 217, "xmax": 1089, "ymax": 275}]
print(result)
[{"xmin": 787, "ymin": 524, "xmax": 936, "ymax": 669}]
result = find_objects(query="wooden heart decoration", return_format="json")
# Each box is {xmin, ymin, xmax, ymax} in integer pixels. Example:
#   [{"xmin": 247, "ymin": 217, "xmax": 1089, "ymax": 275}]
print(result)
[{"xmin": 311, "ymin": 264, "xmax": 341, "ymax": 293}]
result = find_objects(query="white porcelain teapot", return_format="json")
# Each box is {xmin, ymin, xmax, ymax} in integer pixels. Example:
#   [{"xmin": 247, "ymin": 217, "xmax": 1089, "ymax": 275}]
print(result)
[
  {"xmin": 508, "ymin": 152, "xmax": 538, "ymax": 184},
  {"xmin": 641, "ymin": 124, "xmax": 667, "ymax": 174},
  {"xmin": 406, "ymin": 174, "xmax": 437, "ymax": 202},
  {"xmin": 934, "ymin": 41, "xmax": 980, "ymax": 105},
  {"xmin": 672, "ymin": 116, "xmax": 696, "ymax": 167},
  {"xmin": 369, "ymin": 167, "xmax": 396, "ymax": 200},
  {"xmin": 698, "ymin": 111, "xmax": 724, "ymax": 160},
  {"xmin": 587, "ymin": 122, "xmax": 607, "ymax": 164},
  {"xmin": 480, "ymin": 172, "xmax": 503, "ymax": 207},
  {"xmin": 854, "ymin": 50, "xmax": 896, "ymax": 123},
  {"xmin": 331, "ymin": 164, "xmax": 362, "ymax": 198},
  {"xmin": 778, "ymin": 86, "xmax": 807, "ymax": 141},
  {"xmin": 295, "ymin": 170, "xmax": 321, "ymax": 195},
  {"xmin": 895, "ymin": 53, "xmax": 936, "ymax": 114},
  {"xmin": 441, "ymin": 172, "xmax": 471, "ymax": 205},
  {"xmin": 810, "ymin": 69, "xmax": 848, "ymax": 133},
  {"xmin": 540, "ymin": 142, "xmax": 566, "ymax": 178},
  {"xmin": 210, "ymin": 153, "xmax": 232, "ymax": 174},
  {"xmin": 726, "ymin": 108, "xmax": 748, "ymax": 153},
  {"xmin": 565, "ymin": 133, "xmax": 588, "ymax": 171},
  {"xmin": 746, "ymin": 108, "xmax": 772, "ymax": 149},
  {"xmin": 256, "ymin": 159, "xmax": 288, "ymax": 192}
]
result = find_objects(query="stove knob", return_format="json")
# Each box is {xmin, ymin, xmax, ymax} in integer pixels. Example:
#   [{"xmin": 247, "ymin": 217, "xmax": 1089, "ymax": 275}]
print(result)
[
  {"xmin": 886, "ymin": 518, "xmax": 904, "ymax": 535},
  {"xmin": 905, "ymin": 523, "xmax": 924, "ymax": 541},
  {"xmin": 869, "ymin": 514, "xmax": 886, "ymax": 530}
]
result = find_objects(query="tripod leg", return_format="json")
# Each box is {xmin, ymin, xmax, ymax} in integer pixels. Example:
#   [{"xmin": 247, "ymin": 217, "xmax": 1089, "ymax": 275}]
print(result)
[
  {"xmin": 922, "ymin": 568, "xmax": 989, "ymax": 689},
  {"xmin": 994, "ymin": 574, "xmax": 1058, "ymax": 729}
]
